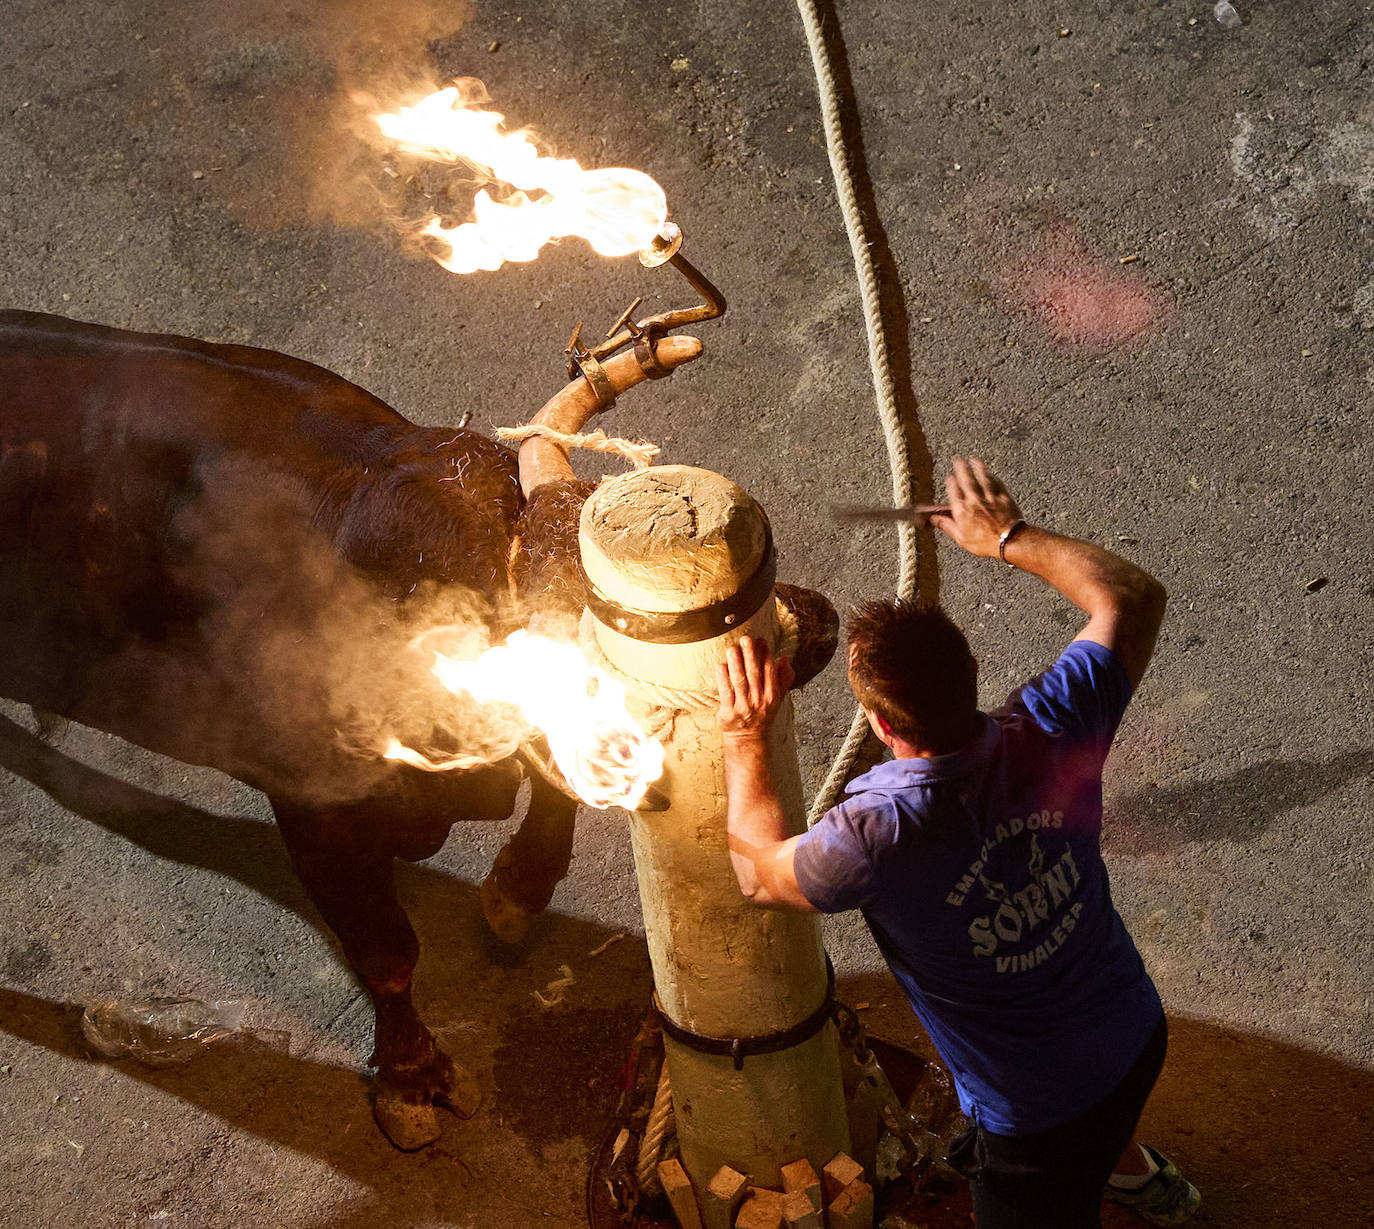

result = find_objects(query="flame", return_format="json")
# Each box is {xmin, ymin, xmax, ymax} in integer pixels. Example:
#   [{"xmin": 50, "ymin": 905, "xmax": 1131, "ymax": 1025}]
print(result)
[
  {"xmin": 372, "ymin": 84, "xmax": 668, "ymax": 274},
  {"xmin": 386, "ymin": 631, "xmax": 664, "ymax": 810}
]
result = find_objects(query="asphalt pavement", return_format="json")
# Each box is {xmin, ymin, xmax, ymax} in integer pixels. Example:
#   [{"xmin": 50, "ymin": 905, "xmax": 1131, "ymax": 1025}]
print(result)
[{"xmin": 1, "ymin": 0, "xmax": 1371, "ymax": 1225}]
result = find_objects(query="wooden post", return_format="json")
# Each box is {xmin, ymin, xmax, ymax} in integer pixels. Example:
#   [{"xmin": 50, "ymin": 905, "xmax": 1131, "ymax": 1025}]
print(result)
[{"xmin": 579, "ymin": 465, "xmax": 850, "ymax": 1190}]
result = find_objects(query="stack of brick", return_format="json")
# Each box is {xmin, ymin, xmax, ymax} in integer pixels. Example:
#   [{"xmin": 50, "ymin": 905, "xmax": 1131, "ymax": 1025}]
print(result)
[{"xmin": 656, "ymin": 1153, "xmax": 875, "ymax": 1229}]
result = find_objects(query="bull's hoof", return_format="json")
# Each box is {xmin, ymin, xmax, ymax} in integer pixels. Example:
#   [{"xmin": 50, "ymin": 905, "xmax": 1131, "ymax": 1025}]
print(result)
[
  {"xmin": 480, "ymin": 865, "xmax": 539, "ymax": 945},
  {"xmin": 373, "ymin": 1082, "xmax": 442, "ymax": 1152},
  {"xmin": 433, "ymin": 1060, "xmax": 482, "ymax": 1120},
  {"xmin": 372, "ymin": 1053, "xmax": 481, "ymax": 1150}
]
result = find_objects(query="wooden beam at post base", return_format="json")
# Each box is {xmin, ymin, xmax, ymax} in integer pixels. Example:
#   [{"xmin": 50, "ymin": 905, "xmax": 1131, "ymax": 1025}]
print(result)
[
  {"xmin": 822, "ymin": 1153, "xmax": 865, "ymax": 1204},
  {"xmin": 736, "ymin": 1188, "xmax": 786, "ymax": 1229},
  {"xmin": 703, "ymin": 1165, "xmax": 749, "ymax": 1229},
  {"xmin": 827, "ymin": 1178, "xmax": 875, "ymax": 1229},
  {"xmin": 780, "ymin": 1158, "xmax": 822, "ymax": 1212},
  {"xmin": 782, "ymin": 1189, "xmax": 822, "ymax": 1229},
  {"xmin": 657, "ymin": 1158, "xmax": 704, "ymax": 1229}
]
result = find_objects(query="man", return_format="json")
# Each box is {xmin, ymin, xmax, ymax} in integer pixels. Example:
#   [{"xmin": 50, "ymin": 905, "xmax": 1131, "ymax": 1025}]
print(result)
[{"xmin": 717, "ymin": 458, "xmax": 1199, "ymax": 1228}]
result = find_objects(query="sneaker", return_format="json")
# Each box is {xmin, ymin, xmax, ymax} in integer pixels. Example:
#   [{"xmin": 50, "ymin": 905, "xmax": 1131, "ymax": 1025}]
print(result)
[{"xmin": 1105, "ymin": 1145, "xmax": 1202, "ymax": 1226}]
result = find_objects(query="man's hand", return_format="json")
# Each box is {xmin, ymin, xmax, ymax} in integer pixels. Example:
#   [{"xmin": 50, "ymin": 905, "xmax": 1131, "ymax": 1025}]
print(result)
[
  {"xmin": 928, "ymin": 457, "xmax": 1024, "ymax": 558},
  {"xmin": 927, "ymin": 455, "xmax": 1166, "ymax": 686},
  {"xmin": 717, "ymin": 635, "xmax": 814, "ymax": 913},
  {"xmin": 717, "ymin": 636, "xmax": 795, "ymax": 740}
]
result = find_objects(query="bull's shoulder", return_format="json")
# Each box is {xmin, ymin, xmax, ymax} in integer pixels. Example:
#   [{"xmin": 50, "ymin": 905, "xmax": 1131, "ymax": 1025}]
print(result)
[{"xmin": 332, "ymin": 428, "xmax": 524, "ymax": 599}]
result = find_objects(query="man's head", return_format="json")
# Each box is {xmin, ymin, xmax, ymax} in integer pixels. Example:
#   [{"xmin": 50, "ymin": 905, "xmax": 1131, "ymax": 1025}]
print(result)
[{"xmin": 846, "ymin": 600, "xmax": 978, "ymax": 756}]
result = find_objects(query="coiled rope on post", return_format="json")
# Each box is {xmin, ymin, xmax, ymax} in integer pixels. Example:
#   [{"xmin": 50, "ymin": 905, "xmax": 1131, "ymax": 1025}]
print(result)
[
  {"xmin": 795, "ymin": 0, "xmax": 918, "ymax": 826},
  {"xmin": 635, "ymin": 1061, "xmax": 674, "ymax": 1196}
]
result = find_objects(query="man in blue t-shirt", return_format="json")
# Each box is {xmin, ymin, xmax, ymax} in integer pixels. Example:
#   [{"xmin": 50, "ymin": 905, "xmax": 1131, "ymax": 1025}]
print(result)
[{"xmin": 717, "ymin": 458, "xmax": 1199, "ymax": 1228}]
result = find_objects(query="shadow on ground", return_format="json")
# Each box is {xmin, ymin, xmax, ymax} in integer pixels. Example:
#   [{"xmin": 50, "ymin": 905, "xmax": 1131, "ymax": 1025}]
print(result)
[
  {"xmin": 3, "ymin": 714, "xmax": 1371, "ymax": 1227},
  {"xmin": 1107, "ymin": 747, "xmax": 1372, "ymax": 853},
  {"xmin": 830, "ymin": 973, "xmax": 1374, "ymax": 1229},
  {"xmin": 0, "ymin": 710, "xmax": 572, "ymax": 962},
  {"xmin": 2, "ymin": 968, "xmax": 1369, "ymax": 1228}
]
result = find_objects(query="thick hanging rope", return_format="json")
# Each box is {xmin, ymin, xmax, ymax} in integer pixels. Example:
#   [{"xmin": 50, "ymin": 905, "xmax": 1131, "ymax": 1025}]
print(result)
[{"xmin": 795, "ymin": 0, "xmax": 918, "ymax": 826}]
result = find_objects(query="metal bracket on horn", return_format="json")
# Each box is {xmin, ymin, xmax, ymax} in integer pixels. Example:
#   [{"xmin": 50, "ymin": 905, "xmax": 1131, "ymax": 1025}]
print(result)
[
  {"xmin": 564, "ymin": 322, "xmax": 618, "ymax": 412},
  {"xmin": 559, "ymin": 221, "xmax": 726, "ymax": 392}
]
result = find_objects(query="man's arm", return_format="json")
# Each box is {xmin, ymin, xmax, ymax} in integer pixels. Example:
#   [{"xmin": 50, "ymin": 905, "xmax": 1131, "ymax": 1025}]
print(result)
[
  {"xmin": 717, "ymin": 638, "xmax": 818, "ymax": 912},
  {"xmin": 929, "ymin": 458, "xmax": 1167, "ymax": 687}
]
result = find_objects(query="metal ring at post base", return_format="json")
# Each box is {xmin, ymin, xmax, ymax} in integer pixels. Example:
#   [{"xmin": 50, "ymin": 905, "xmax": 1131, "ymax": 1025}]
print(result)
[
  {"xmin": 653, "ymin": 956, "xmax": 836, "ymax": 1071},
  {"xmin": 580, "ymin": 520, "xmax": 777, "ymax": 646}
]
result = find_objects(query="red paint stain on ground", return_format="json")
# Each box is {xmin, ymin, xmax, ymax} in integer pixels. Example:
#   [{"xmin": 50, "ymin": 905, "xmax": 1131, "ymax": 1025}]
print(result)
[{"xmin": 1030, "ymin": 265, "xmax": 1157, "ymax": 347}]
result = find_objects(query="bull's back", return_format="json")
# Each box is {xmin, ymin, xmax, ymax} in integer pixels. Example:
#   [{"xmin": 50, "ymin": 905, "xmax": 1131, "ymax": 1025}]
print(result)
[
  {"xmin": 0, "ymin": 310, "xmax": 408, "ymax": 472},
  {"xmin": 0, "ymin": 312, "xmax": 434, "ymax": 789}
]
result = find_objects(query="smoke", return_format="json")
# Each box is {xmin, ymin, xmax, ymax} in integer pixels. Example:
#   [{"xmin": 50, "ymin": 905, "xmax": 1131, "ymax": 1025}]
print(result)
[
  {"xmin": 122, "ymin": 452, "xmax": 534, "ymax": 806},
  {"xmin": 146, "ymin": 0, "xmax": 479, "ymax": 235}
]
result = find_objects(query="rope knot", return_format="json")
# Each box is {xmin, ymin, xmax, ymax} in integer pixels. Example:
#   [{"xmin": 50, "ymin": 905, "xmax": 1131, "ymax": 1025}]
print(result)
[{"xmin": 496, "ymin": 424, "xmax": 661, "ymax": 469}]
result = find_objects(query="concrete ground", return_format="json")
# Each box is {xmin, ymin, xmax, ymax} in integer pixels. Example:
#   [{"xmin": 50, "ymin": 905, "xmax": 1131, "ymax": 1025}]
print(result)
[{"xmin": 2, "ymin": 0, "xmax": 1372, "ymax": 1225}]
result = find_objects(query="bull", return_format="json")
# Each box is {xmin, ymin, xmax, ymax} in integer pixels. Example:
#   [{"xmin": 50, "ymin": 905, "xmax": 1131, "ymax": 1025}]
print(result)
[{"xmin": 0, "ymin": 309, "xmax": 838, "ymax": 1149}]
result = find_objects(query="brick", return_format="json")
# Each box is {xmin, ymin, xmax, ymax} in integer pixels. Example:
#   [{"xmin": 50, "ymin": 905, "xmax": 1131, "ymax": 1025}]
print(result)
[
  {"xmin": 657, "ymin": 1158, "xmax": 704, "ymax": 1229},
  {"xmin": 779, "ymin": 1159, "xmax": 821, "ymax": 1212},
  {"xmin": 821, "ymin": 1153, "xmax": 865, "ymax": 1204},
  {"xmin": 734, "ymin": 1187, "xmax": 785, "ymax": 1229},
  {"xmin": 781, "ymin": 1188, "xmax": 822, "ymax": 1229},
  {"xmin": 702, "ymin": 1165, "xmax": 749, "ymax": 1229},
  {"xmin": 827, "ymin": 1178, "xmax": 875, "ymax": 1229}
]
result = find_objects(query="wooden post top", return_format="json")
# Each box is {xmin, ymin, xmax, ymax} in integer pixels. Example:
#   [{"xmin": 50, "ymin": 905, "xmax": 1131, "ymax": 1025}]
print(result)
[{"xmin": 579, "ymin": 465, "xmax": 769, "ymax": 613}]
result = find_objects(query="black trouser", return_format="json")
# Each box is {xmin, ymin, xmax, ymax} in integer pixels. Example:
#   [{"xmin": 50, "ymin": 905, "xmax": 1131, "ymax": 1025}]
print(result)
[{"xmin": 947, "ymin": 1014, "xmax": 1168, "ymax": 1229}]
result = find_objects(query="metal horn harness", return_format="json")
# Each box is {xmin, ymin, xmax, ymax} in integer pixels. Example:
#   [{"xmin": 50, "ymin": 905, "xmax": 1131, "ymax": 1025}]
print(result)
[{"xmin": 563, "ymin": 222, "xmax": 727, "ymax": 412}]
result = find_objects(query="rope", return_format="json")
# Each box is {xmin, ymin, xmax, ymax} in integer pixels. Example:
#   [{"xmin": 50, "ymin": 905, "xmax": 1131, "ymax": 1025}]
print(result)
[
  {"xmin": 635, "ymin": 1061, "xmax": 674, "ymax": 1196},
  {"xmin": 495, "ymin": 424, "xmax": 660, "ymax": 469},
  {"xmin": 794, "ymin": 0, "xmax": 918, "ymax": 826},
  {"xmin": 578, "ymin": 599, "xmax": 801, "ymax": 723}
]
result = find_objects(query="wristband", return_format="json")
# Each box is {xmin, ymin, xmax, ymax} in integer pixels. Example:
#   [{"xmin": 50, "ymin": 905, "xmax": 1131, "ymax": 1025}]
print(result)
[{"xmin": 998, "ymin": 519, "xmax": 1027, "ymax": 564}]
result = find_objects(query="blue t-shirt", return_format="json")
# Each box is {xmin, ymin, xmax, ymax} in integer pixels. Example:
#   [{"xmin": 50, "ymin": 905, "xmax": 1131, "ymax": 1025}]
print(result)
[{"xmin": 794, "ymin": 639, "xmax": 1162, "ymax": 1136}]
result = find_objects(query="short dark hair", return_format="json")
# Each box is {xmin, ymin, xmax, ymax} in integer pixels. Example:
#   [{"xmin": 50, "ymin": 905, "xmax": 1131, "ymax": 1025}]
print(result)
[{"xmin": 846, "ymin": 600, "xmax": 978, "ymax": 754}]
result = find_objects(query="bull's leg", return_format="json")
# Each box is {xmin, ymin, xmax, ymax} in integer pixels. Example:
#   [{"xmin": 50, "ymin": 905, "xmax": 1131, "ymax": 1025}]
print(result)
[
  {"xmin": 480, "ymin": 772, "xmax": 577, "ymax": 944},
  {"xmin": 271, "ymin": 799, "xmax": 479, "ymax": 1151}
]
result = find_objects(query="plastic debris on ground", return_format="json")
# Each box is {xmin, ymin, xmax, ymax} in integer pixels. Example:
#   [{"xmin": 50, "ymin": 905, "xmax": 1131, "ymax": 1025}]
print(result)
[
  {"xmin": 532, "ymin": 964, "xmax": 575, "ymax": 1009},
  {"xmin": 80, "ymin": 997, "xmax": 249, "ymax": 1067},
  {"xmin": 1215, "ymin": 1, "xmax": 1242, "ymax": 28}
]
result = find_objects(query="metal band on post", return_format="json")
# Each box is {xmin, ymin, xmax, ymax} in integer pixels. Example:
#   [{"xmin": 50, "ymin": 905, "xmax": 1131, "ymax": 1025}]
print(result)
[
  {"xmin": 580, "ymin": 523, "xmax": 777, "ymax": 646},
  {"xmin": 654, "ymin": 957, "xmax": 837, "ymax": 1071}
]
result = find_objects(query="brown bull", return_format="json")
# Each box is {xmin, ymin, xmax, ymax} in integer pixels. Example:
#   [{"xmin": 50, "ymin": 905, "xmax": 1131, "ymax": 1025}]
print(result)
[{"xmin": 0, "ymin": 310, "xmax": 837, "ymax": 1148}]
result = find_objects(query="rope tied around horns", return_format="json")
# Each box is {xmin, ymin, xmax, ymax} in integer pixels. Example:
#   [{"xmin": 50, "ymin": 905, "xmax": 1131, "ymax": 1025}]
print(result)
[{"xmin": 496, "ymin": 423, "xmax": 660, "ymax": 470}]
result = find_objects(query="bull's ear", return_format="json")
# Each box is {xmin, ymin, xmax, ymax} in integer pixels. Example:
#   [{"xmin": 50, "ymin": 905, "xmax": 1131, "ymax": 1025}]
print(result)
[{"xmin": 776, "ymin": 582, "xmax": 840, "ymax": 690}]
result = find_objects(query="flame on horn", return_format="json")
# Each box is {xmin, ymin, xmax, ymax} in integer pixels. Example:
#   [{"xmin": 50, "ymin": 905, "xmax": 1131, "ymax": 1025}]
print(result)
[{"xmin": 372, "ymin": 83, "xmax": 668, "ymax": 274}]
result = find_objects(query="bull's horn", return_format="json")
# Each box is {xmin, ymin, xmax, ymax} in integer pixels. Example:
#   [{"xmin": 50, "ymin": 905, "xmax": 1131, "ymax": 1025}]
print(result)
[{"xmin": 517, "ymin": 334, "xmax": 703, "ymax": 498}]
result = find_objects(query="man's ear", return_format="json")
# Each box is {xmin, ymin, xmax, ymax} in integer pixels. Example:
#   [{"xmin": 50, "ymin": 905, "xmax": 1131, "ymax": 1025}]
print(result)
[{"xmin": 863, "ymin": 708, "xmax": 894, "ymax": 747}]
